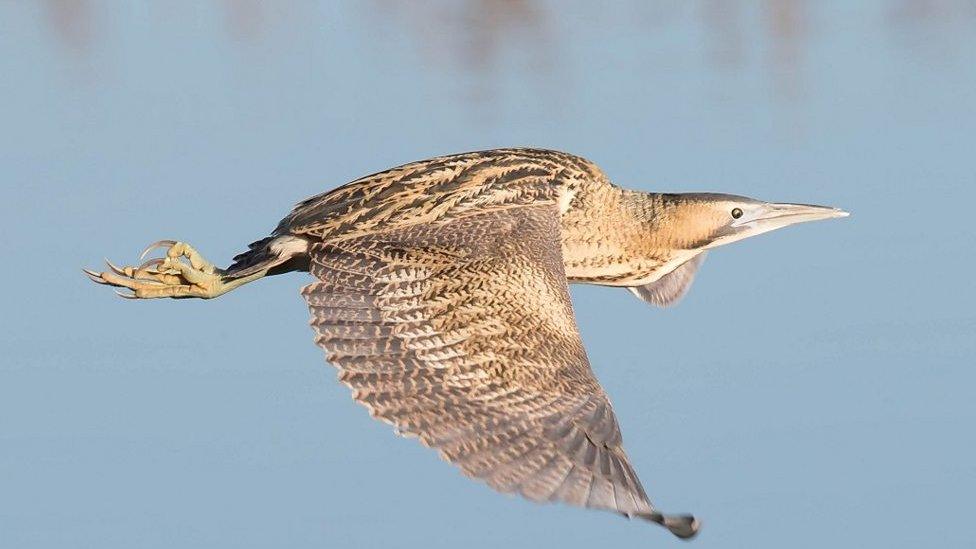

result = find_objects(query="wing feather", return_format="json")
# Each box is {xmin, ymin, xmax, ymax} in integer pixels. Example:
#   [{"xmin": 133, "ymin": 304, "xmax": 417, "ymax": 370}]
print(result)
[
  {"xmin": 302, "ymin": 205, "xmax": 698, "ymax": 538},
  {"xmin": 628, "ymin": 253, "xmax": 707, "ymax": 307},
  {"xmin": 278, "ymin": 148, "xmax": 606, "ymax": 242}
]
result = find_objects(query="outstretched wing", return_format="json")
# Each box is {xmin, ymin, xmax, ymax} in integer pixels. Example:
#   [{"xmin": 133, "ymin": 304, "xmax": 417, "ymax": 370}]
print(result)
[{"xmin": 301, "ymin": 204, "xmax": 697, "ymax": 538}]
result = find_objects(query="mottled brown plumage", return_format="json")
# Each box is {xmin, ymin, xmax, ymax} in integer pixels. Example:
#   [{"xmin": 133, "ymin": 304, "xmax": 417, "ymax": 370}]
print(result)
[
  {"xmin": 264, "ymin": 149, "xmax": 706, "ymax": 288},
  {"xmin": 86, "ymin": 148, "xmax": 847, "ymax": 540},
  {"xmin": 301, "ymin": 204, "xmax": 694, "ymax": 536}
]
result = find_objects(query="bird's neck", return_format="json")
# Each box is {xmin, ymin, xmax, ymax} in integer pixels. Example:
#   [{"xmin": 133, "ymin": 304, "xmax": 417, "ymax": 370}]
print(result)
[{"xmin": 560, "ymin": 188, "xmax": 702, "ymax": 286}]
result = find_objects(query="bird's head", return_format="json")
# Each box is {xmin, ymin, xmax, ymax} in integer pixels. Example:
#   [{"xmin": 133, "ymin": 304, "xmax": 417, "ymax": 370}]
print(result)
[{"xmin": 652, "ymin": 193, "xmax": 849, "ymax": 250}]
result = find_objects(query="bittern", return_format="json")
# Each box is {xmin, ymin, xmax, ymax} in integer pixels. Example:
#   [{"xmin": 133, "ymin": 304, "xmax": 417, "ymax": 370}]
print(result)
[{"xmin": 85, "ymin": 148, "xmax": 847, "ymax": 539}]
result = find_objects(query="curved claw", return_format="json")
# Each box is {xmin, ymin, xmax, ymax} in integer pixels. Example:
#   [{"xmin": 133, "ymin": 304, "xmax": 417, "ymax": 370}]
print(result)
[
  {"xmin": 104, "ymin": 259, "xmax": 126, "ymax": 276},
  {"xmin": 83, "ymin": 268, "xmax": 107, "ymax": 284},
  {"xmin": 140, "ymin": 240, "xmax": 177, "ymax": 260},
  {"xmin": 114, "ymin": 289, "xmax": 137, "ymax": 299}
]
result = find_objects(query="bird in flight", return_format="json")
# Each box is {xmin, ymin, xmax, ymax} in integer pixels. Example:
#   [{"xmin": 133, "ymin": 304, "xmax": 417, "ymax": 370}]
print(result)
[{"xmin": 85, "ymin": 148, "xmax": 847, "ymax": 539}]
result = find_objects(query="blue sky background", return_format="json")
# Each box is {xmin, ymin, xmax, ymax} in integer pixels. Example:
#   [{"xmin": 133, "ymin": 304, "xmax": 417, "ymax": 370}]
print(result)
[{"xmin": 2, "ymin": 2, "xmax": 974, "ymax": 547}]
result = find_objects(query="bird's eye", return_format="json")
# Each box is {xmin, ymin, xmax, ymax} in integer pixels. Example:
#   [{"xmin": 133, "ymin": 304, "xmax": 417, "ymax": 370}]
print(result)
[{"xmin": 731, "ymin": 207, "xmax": 743, "ymax": 219}]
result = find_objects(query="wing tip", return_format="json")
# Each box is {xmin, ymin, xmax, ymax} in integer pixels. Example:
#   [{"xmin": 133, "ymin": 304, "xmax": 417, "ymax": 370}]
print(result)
[
  {"xmin": 635, "ymin": 511, "xmax": 700, "ymax": 539},
  {"xmin": 661, "ymin": 513, "xmax": 701, "ymax": 540}
]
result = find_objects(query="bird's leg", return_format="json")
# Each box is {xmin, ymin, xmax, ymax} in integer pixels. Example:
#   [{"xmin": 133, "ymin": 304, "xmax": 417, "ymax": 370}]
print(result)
[{"xmin": 84, "ymin": 240, "xmax": 264, "ymax": 299}]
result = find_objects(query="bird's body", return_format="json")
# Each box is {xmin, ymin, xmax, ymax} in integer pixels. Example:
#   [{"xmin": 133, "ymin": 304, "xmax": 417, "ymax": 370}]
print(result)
[
  {"xmin": 86, "ymin": 148, "xmax": 847, "ymax": 539},
  {"xmin": 232, "ymin": 148, "xmax": 717, "ymax": 290},
  {"xmin": 237, "ymin": 148, "xmax": 689, "ymax": 287}
]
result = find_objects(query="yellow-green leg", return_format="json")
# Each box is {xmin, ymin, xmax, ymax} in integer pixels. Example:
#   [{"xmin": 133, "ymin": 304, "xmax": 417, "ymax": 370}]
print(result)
[{"xmin": 84, "ymin": 240, "xmax": 267, "ymax": 299}]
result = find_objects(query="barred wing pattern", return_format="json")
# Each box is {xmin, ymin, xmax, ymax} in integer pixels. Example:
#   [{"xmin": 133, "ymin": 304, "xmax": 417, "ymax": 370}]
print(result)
[
  {"xmin": 301, "ymin": 205, "xmax": 697, "ymax": 538},
  {"xmin": 279, "ymin": 148, "xmax": 606, "ymax": 242}
]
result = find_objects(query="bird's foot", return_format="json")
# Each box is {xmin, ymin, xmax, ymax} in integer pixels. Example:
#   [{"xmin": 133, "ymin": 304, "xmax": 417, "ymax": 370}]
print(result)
[{"xmin": 84, "ymin": 240, "xmax": 227, "ymax": 299}]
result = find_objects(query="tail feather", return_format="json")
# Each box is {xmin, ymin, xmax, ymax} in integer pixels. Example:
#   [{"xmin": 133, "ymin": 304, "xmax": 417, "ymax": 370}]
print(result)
[{"xmin": 223, "ymin": 235, "xmax": 310, "ymax": 278}]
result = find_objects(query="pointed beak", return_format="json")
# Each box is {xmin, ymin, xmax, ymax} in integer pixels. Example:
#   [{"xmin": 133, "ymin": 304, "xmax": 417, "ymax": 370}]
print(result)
[
  {"xmin": 725, "ymin": 202, "xmax": 848, "ymax": 243},
  {"xmin": 748, "ymin": 202, "xmax": 849, "ymax": 227},
  {"xmin": 704, "ymin": 200, "xmax": 848, "ymax": 250}
]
